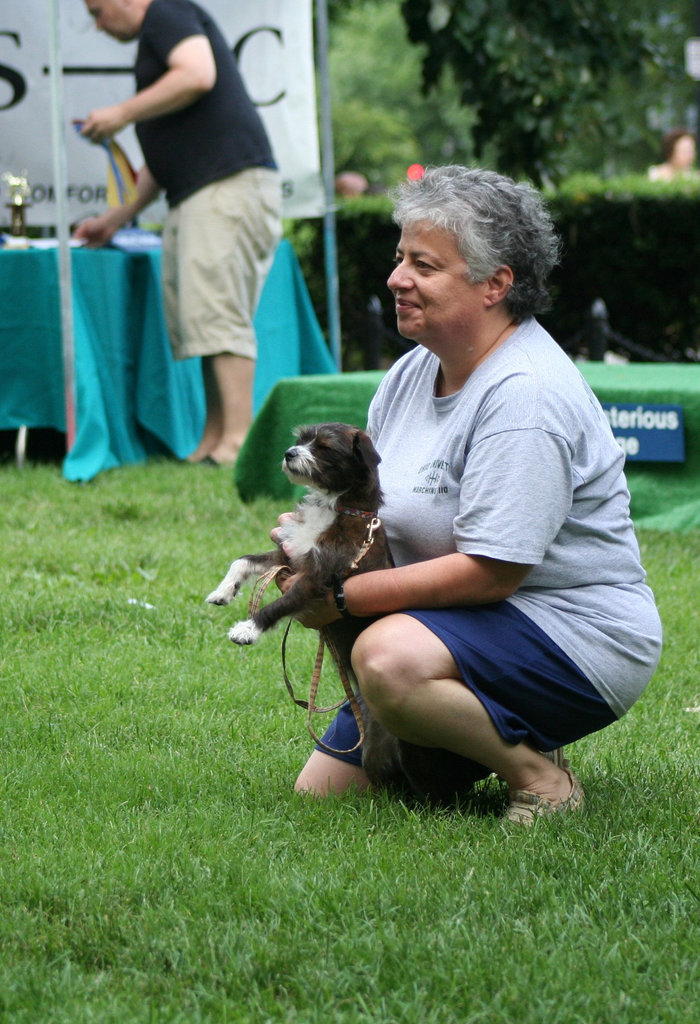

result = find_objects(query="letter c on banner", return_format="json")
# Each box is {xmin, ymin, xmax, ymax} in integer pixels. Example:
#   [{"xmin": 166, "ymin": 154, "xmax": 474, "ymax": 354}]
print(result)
[
  {"xmin": 0, "ymin": 32, "xmax": 27, "ymax": 111},
  {"xmin": 234, "ymin": 27, "xmax": 285, "ymax": 107}
]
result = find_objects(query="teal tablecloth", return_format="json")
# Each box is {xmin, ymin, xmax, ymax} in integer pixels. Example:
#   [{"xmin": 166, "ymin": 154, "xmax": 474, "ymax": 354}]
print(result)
[{"xmin": 0, "ymin": 239, "xmax": 335, "ymax": 481}]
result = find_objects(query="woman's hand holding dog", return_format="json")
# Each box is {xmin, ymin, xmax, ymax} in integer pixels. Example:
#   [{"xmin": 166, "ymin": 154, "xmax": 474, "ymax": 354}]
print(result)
[
  {"xmin": 275, "ymin": 568, "xmax": 342, "ymax": 629},
  {"xmin": 271, "ymin": 512, "xmax": 342, "ymax": 629},
  {"xmin": 270, "ymin": 511, "xmax": 294, "ymax": 551}
]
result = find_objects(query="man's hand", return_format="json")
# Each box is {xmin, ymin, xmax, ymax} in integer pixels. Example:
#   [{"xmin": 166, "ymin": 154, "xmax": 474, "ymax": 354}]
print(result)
[
  {"xmin": 72, "ymin": 165, "xmax": 161, "ymax": 249},
  {"xmin": 73, "ymin": 211, "xmax": 120, "ymax": 248},
  {"xmin": 81, "ymin": 103, "xmax": 129, "ymax": 144}
]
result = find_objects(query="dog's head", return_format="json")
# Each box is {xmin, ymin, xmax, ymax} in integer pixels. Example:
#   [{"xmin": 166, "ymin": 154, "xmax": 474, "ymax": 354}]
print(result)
[{"xmin": 282, "ymin": 422, "xmax": 382, "ymax": 505}]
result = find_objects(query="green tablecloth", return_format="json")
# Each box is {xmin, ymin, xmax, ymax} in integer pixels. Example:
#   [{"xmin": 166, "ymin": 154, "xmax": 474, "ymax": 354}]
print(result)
[
  {"xmin": 581, "ymin": 362, "xmax": 700, "ymax": 532},
  {"xmin": 0, "ymin": 239, "xmax": 335, "ymax": 481},
  {"xmin": 235, "ymin": 363, "xmax": 700, "ymax": 532}
]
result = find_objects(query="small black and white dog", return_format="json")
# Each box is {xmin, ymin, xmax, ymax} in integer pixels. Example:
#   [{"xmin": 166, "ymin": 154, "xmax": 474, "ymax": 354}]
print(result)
[
  {"xmin": 206, "ymin": 422, "xmax": 391, "ymax": 646},
  {"xmin": 207, "ymin": 421, "xmax": 488, "ymax": 802}
]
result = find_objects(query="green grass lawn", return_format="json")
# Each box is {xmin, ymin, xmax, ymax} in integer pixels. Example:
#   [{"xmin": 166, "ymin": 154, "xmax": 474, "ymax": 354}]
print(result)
[{"xmin": 1, "ymin": 459, "xmax": 698, "ymax": 1023}]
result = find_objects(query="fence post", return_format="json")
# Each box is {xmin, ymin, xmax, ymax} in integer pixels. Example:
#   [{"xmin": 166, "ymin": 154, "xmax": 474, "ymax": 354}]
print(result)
[
  {"xmin": 365, "ymin": 295, "xmax": 383, "ymax": 370},
  {"xmin": 588, "ymin": 298, "xmax": 609, "ymax": 361}
]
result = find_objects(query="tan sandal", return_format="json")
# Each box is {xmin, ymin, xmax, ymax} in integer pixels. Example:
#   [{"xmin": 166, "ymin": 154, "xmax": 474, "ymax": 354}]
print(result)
[
  {"xmin": 540, "ymin": 747, "xmax": 570, "ymax": 769},
  {"xmin": 507, "ymin": 767, "xmax": 584, "ymax": 826}
]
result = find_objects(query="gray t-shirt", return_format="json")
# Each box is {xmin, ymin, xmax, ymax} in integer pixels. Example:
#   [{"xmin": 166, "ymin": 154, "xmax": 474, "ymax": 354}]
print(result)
[{"xmin": 367, "ymin": 318, "xmax": 662, "ymax": 717}]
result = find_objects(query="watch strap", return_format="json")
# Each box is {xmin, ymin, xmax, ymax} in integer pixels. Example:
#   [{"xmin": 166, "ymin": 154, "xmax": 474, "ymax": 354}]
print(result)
[{"xmin": 331, "ymin": 573, "xmax": 349, "ymax": 616}]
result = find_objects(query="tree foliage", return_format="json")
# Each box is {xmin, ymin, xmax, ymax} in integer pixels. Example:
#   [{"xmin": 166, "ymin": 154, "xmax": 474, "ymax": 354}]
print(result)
[
  {"xmin": 399, "ymin": 0, "xmax": 688, "ymax": 183},
  {"xmin": 328, "ymin": 2, "xmax": 479, "ymax": 189}
]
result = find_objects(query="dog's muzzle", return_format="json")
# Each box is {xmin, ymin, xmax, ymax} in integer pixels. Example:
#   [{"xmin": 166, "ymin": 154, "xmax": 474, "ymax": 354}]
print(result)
[{"xmin": 282, "ymin": 444, "xmax": 315, "ymax": 482}]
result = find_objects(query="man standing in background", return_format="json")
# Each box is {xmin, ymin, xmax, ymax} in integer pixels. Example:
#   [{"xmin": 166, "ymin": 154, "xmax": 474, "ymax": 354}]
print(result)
[{"xmin": 75, "ymin": 0, "xmax": 282, "ymax": 467}]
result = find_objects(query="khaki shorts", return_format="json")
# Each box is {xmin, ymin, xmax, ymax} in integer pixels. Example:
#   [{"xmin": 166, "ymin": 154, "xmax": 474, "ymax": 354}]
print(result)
[{"xmin": 161, "ymin": 167, "xmax": 282, "ymax": 361}]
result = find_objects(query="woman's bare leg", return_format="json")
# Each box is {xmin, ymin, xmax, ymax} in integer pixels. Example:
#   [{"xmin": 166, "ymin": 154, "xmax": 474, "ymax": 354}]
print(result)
[
  {"xmin": 295, "ymin": 749, "xmax": 370, "ymax": 796},
  {"xmin": 351, "ymin": 614, "xmax": 573, "ymax": 805}
]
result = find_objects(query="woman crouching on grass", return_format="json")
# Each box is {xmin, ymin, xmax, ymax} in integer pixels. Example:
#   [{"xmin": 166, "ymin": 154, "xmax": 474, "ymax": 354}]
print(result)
[{"xmin": 285, "ymin": 165, "xmax": 662, "ymax": 824}]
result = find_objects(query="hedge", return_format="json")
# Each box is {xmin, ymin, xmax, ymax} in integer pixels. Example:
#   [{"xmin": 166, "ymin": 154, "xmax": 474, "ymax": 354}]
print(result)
[{"xmin": 284, "ymin": 175, "xmax": 700, "ymax": 370}]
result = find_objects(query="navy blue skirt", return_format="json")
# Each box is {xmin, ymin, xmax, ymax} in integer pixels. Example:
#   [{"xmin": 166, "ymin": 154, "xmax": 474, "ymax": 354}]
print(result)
[{"xmin": 316, "ymin": 601, "xmax": 616, "ymax": 767}]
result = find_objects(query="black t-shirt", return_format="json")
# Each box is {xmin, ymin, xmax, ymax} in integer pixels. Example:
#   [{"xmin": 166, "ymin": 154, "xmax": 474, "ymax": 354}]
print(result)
[{"xmin": 135, "ymin": 0, "xmax": 276, "ymax": 206}]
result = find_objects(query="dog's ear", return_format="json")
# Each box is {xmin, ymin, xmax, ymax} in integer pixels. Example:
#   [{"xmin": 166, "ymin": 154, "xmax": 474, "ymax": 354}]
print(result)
[{"xmin": 352, "ymin": 429, "xmax": 381, "ymax": 470}]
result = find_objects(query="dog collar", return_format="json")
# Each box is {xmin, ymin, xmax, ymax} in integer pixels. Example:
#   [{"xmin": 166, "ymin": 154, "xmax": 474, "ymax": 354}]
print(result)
[{"xmin": 337, "ymin": 504, "xmax": 378, "ymax": 519}]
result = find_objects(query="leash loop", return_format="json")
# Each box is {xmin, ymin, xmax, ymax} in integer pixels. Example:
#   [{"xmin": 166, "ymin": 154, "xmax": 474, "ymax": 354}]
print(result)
[
  {"xmin": 281, "ymin": 622, "xmax": 365, "ymax": 755},
  {"xmin": 282, "ymin": 618, "xmax": 366, "ymax": 757},
  {"xmin": 246, "ymin": 556, "xmax": 369, "ymax": 757}
]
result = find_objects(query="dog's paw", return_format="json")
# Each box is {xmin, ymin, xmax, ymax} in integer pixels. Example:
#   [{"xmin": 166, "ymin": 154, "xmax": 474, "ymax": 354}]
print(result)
[
  {"xmin": 228, "ymin": 620, "xmax": 262, "ymax": 645},
  {"xmin": 206, "ymin": 581, "xmax": 240, "ymax": 606},
  {"xmin": 206, "ymin": 558, "xmax": 252, "ymax": 605}
]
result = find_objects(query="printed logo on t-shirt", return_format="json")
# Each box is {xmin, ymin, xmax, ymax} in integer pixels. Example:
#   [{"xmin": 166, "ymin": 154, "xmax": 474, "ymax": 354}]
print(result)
[{"xmin": 413, "ymin": 458, "xmax": 450, "ymax": 495}]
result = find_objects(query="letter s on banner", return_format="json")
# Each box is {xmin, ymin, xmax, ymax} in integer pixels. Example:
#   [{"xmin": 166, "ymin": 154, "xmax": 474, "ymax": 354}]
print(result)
[{"xmin": 0, "ymin": 32, "xmax": 27, "ymax": 110}]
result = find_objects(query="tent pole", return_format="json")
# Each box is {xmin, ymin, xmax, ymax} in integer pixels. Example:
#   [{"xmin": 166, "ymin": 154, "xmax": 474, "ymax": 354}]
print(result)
[
  {"xmin": 48, "ymin": 0, "xmax": 77, "ymax": 450},
  {"xmin": 314, "ymin": 0, "xmax": 341, "ymax": 369}
]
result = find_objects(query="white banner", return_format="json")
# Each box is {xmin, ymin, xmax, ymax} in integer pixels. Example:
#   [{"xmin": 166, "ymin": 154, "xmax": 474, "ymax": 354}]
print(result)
[{"xmin": 0, "ymin": 0, "xmax": 324, "ymax": 227}]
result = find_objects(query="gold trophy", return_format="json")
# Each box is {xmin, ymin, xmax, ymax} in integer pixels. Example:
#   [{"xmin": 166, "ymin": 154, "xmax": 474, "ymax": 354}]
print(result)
[{"xmin": 3, "ymin": 171, "xmax": 31, "ymax": 237}]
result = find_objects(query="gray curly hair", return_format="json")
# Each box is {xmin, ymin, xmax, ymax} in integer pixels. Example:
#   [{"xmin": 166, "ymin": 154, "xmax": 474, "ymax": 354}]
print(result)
[{"xmin": 391, "ymin": 166, "xmax": 561, "ymax": 320}]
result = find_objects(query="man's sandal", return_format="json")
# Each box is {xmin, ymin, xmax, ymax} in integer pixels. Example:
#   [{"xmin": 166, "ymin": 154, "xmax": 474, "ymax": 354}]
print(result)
[{"xmin": 507, "ymin": 766, "xmax": 584, "ymax": 826}]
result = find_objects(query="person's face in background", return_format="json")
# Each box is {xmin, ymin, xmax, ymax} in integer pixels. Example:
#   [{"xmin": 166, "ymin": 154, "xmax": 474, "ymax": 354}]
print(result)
[{"xmin": 670, "ymin": 134, "xmax": 696, "ymax": 174}]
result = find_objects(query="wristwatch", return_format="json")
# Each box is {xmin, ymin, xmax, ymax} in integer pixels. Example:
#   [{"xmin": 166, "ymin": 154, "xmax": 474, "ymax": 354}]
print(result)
[{"xmin": 331, "ymin": 573, "xmax": 350, "ymax": 616}]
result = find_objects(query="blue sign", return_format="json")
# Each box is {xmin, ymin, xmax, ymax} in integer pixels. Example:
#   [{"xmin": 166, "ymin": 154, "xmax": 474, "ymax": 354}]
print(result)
[{"xmin": 601, "ymin": 403, "xmax": 685, "ymax": 462}]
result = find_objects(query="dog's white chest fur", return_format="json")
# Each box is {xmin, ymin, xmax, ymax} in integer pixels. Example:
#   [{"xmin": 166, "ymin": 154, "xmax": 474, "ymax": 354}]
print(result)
[{"xmin": 279, "ymin": 497, "xmax": 336, "ymax": 561}]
